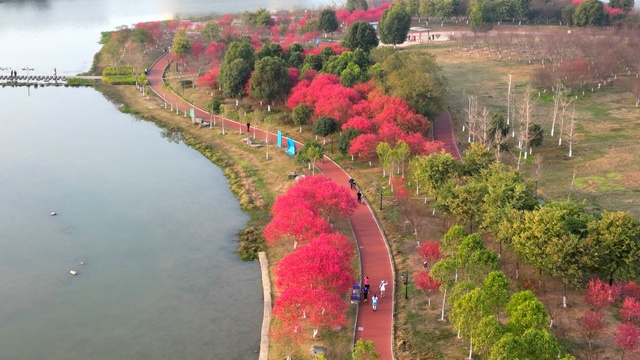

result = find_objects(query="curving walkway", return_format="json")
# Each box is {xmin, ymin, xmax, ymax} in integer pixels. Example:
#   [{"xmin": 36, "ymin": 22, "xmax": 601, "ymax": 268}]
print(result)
[{"xmin": 146, "ymin": 52, "xmax": 396, "ymax": 359}]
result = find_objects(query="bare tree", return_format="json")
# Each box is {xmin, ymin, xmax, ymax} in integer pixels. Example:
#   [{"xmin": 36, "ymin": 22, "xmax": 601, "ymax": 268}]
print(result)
[
  {"xmin": 515, "ymin": 87, "xmax": 535, "ymax": 168},
  {"xmin": 550, "ymin": 83, "xmax": 563, "ymax": 137},
  {"xmin": 568, "ymin": 102, "xmax": 576, "ymax": 158},
  {"xmin": 558, "ymin": 94, "xmax": 574, "ymax": 146},
  {"xmin": 506, "ymin": 74, "xmax": 513, "ymax": 125}
]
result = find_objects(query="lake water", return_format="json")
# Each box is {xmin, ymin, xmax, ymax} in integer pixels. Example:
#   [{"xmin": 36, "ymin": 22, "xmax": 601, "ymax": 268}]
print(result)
[{"xmin": 0, "ymin": 0, "xmax": 329, "ymax": 358}]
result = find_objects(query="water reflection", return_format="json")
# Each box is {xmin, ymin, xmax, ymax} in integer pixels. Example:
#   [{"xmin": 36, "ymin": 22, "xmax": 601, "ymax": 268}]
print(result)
[{"xmin": 160, "ymin": 127, "xmax": 183, "ymax": 143}]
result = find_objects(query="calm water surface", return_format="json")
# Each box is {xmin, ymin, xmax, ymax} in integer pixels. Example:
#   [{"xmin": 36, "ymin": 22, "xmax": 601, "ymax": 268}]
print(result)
[{"xmin": 0, "ymin": 0, "xmax": 329, "ymax": 358}]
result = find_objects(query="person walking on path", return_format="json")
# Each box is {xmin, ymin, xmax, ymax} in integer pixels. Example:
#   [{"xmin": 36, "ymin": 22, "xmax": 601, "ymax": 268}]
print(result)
[
  {"xmin": 349, "ymin": 177, "xmax": 355, "ymax": 189},
  {"xmin": 362, "ymin": 284, "xmax": 369, "ymax": 302},
  {"xmin": 357, "ymin": 190, "xmax": 362, "ymax": 204},
  {"xmin": 372, "ymin": 294, "xmax": 378, "ymax": 311},
  {"xmin": 362, "ymin": 276, "xmax": 371, "ymax": 302},
  {"xmin": 379, "ymin": 280, "xmax": 388, "ymax": 298},
  {"xmin": 246, "ymin": 122, "xmax": 250, "ymax": 132}
]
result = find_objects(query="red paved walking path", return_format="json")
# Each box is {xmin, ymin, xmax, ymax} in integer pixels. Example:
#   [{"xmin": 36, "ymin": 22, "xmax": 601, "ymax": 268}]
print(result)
[
  {"xmin": 146, "ymin": 52, "xmax": 396, "ymax": 359},
  {"xmin": 433, "ymin": 110, "xmax": 462, "ymax": 160}
]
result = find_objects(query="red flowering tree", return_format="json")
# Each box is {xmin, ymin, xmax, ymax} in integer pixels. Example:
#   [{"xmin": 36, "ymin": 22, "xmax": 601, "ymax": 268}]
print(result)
[
  {"xmin": 391, "ymin": 177, "xmax": 409, "ymax": 201},
  {"xmin": 413, "ymin": 270, "xmax": 442, "ymax": 305},
  {"xmin": 288, "ymin": 67, "xmax": 301, "ymax": 88},
  {"xmin": 614, "ymin": 322, "xmax": 640, "ymax": 360},
  {"xmin": 307, "ymin": 43, "xmax": 349, "ymax": 56},
  {"xmin": 287, "ymin": 175, "xmax": 358, "ymax": 224},
  {"xmin": 217, "ymin": 14, "xmax": 234, "ymax": 26},
  {"xmin": 263, "ymin": 197, "xmax": 332, "ymax": 248},
  {"xmin": 197, "ymin": 68, "xmax": 219, "ymax": 88},
  {"xmin": 418, "ymin": 241, "xmax": 443, "ymax": 269},
  {"xmin": 303, "ymin": 287, "xmax": 347, "ymax": 338},
  {"xmin": 585, "ymin": 277, "xmax": 621, "ymax": 310},
  {"xmin": 620, "ymin": 297, "xmax": 640, "ymax": 325},
  {"xmin": 205, "ymin": 42, "xmax": 227, "ymax": 65},
  {"xmin": 349, "ymin": 133, "xmax": 379, "ymax": 159},
  {"xmin": 342, "ymin": 116, "xmax": 375, "ymax": 133},
  {"xmin": 273, "ymin": 286, "xmax": 307, "ymax": 326},
  {"xmin": 623, "ymin": 281, "xmax": 640, "ymax": 300},
  {"xmin": 275, "ymin": 234, "xmax": 354, "ymax": 295},
  {"xmin": 270, "ymin": 320, "xmax": 305, "ymax": 360},
  {"xmin": 579, "ymin": 311, "xmax": 606, "ymax": 350}
]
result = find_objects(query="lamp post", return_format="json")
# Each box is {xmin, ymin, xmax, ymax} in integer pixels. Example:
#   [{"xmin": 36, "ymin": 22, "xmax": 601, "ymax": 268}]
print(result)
[
  {"xmin": 378, "ymin": 186, "xmax": 384, "ymax": 210},
  {"xmin": 22, "ymin": 66, "xmax": 34, "ymax": 83}
]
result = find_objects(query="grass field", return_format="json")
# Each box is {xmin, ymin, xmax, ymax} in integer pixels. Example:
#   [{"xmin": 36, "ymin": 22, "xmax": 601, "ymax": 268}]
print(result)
[{"xmin": 419, "ymin": 38, "xmax": 640, "ymax": 218}]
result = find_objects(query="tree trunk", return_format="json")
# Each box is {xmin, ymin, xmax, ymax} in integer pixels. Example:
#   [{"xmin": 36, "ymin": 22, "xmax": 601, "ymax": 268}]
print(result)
[{"xmin": 440, "ymin": 288, "xmax": 447, "ymax": 321}]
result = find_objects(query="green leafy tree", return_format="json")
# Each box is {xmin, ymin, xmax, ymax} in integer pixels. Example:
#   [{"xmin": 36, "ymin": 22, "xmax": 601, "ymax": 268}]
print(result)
[
  {"xmin": 505, "ymin": 291, "xmax": 548, "ymax": 334},
  {"xmin": 511, "ymin": 201, "xmax": 596, "ymax": 306},
  {"xmin": 131, "ymin": 27, "xmax": 153, "ymax": 53},
  {"xmin": 479, "ymin": 163, "xmax": 537, "ymax": 255},
  {"xmin": 340, "ymin": 63, "xmax": 368, "ymax": 87},
  {"xmin": 297, "ymin": 141, "xmax": 324, "ymax": 174},
  {"xmin": 402, "ymin": 0, "xmax": 421, "ymax": 18},
  {"xmin": 589, "ymin": 211, "xmax": 640, "ymax": 285},
  {"xmin": 392, "ymin": 140, "xmax": 410, "ymax": 177},
  {"xmin": 467, "ymin": 249, "xmax": 500, "ymax": 283},
  {"xmin": 483, "ymin": 271, "xmax": 510, "ymax": 317},
  {"xmin": 171, "ymin": 29, "xmax": 192, "ymax": 59},
  {"xmin": 462, "ymin": 141, "xmax": 495, "ymax": 176},
  {"xmin": 456, "ymin": 234, "xmax": 484, "ymax": 273},
  {"xmin": 352, "ymin": 339, "xmax": 379, "ymax": 359},
  {"xmin": 419, "ymin": 0, "xmax": 458, "ymax": 18},
  {"xmin": 292, "ymin": 103, "xmax": 313, "ymax": 132},
  {"xmin": 342, "ymin": 21, "xmax": 379, "ymax": 52},
  {"xmin": 572, "ymin": 0, "xmax": 607, "ymax": 26},
  {"xmin": 474, "ymin": 315, "xmax": 505, "ymax": 357},
  {"xmin": 379, "ymin": 51, "xmax": 446, "ymax": 117},
  {"xmin": 528, "ymin": 123, "xmax": 544, "ymax": 147},
  {"xmin": 244, "ymin": 8, "xmax": 272, "ymax": 27},
  {"xmin": 249, "ymin": 56, "xmax": 290, "ymax": 104},
  {"xmin": 257, "ymin": 42, "xmax": 283, "ymax": 60},
  {"xmin": 431, "ymin": 258, "xmax": 458, "ymax": 320},
  {"xmin": 442, "ymin": 225, "xmax": 467, "ymax": 256},
  {"xmin": 200, "ymin": 21, "xmax": 221, "ymax": 43},
  {"xmin": 609, "ymin": 0, "xmax": 634, "ymax": 11},
  {"xmin": 378, "ymin": 4, "xmax": 411, "ymax": 47},
  {"xmin": 436, "ymin": 176, "xmax": 487, "ymax": 233},
  {"xmin": 337, "ymin": 128, "xmax": 360, "ymax": 155},
  {"xmin": 312, "ymin": 117, "xmax": 339, "ymax": 143},
  {"xmin": 562, "ymin": 6, "xmax": 576, "ymax": 26},
  {"xmin": 346, "ymin": 0, "xmax": 369, "ymax": 11},
  {"xmin": 208, "ymin": 97, "xmax": 223, "ymax": 114},
  {"xmin": 218, "ymin": 58, "xmax": 252, "ymax": 98},
  {"xmin": 409, "ymin": 151, "xmax": 461, "ymax": 201},
  {"xmin": 318, "ymin": 9, "xmax": 339, "ymax": 36},
  {"xmin": 323, "ymin": 49, "xmax": 371, "ymax": 75},
  {"xmin": 468, "ymin": 0, "xmax": 494, "ymax": 32},
  {"xmin": 283, "ymin": 42, "xmax": 305, "ymax": 67},
  {"xmin": 490, "ymin": 329, "xmax": 565, "ymax": 360},
  {"xmin": 451, "ymin": 288, "xmax": 491, "ymax": 358},
  {"xmin": 223, "ymin": 41, "xmax": 256, "ymax": 69},
  {"xmin": 376, "ymin": 142, "xmax": 393, "ymax": 178}
]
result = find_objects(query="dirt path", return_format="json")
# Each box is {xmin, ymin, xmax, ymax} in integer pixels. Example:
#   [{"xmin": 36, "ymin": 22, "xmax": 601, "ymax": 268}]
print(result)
[{"xmin": 146, "ymin": 52, "xmax": 396, "ymax": 359}]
